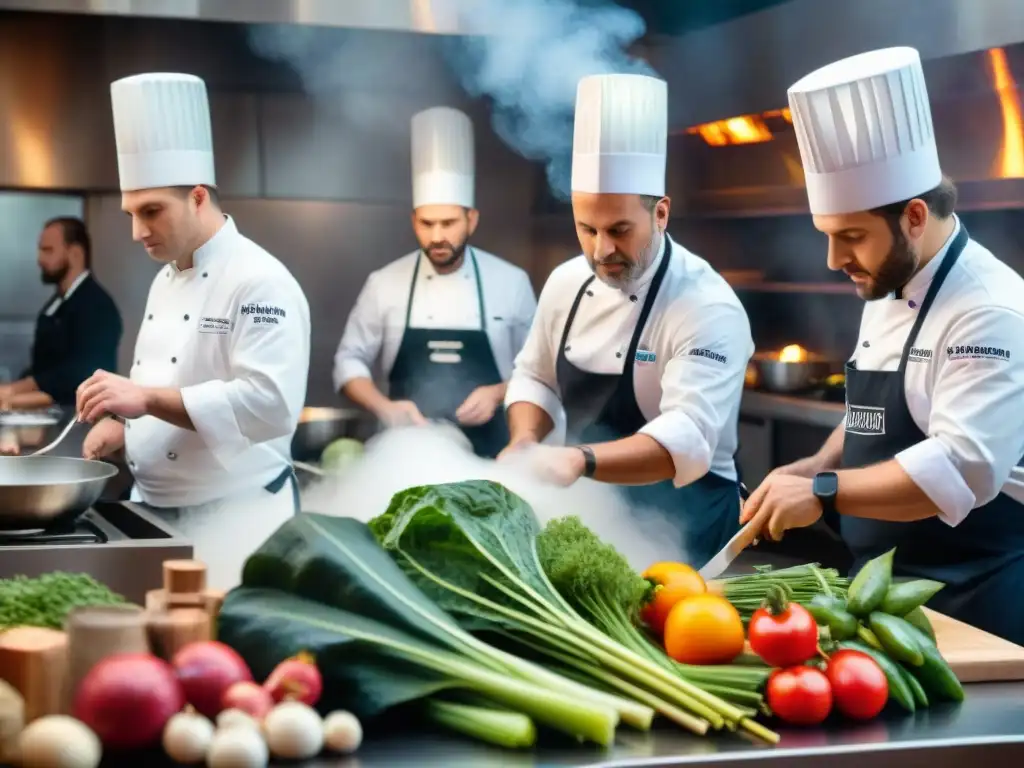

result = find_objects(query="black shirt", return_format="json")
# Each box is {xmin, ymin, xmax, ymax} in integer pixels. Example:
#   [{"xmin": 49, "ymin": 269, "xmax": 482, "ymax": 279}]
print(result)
[{"xmin": 24, "ymin": 274, "xmax": 123, "ymax": 406}]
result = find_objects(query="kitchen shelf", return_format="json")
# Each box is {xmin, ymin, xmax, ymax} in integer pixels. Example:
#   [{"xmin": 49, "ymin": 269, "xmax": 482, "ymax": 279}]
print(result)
[{"xmin": 729, "ymin": 281, "xmax": 857, "ymax": 294}]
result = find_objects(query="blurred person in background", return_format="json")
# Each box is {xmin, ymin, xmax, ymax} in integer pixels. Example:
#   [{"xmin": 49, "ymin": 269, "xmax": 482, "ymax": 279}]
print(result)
[
  {"xmin": 334, "ymin": 107, "xmax": 537, "ymax": 459},
  {"xmin": 0, "ymin": 217, "xmax": 122, "ymax": 417}
]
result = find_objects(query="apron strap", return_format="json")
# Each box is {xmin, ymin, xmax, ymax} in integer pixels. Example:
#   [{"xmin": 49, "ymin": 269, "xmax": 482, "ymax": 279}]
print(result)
[
  {"xmin": 624, "ymin": 237, "xmax": 674, "ymax": 370},
  {"xmin": 264, "ymin": 464, "xmax": 300, "ymax": 515},
  {"xmin": 558, "ymin": 275, "xmax": 597, "ymax": 353},
  {"xmin": 403, "ymin": 247, "xmax": 489, "ymax": 332},
  {"xmin": 897, "ymin": 223, "xmax": 969, "ymax": 375}
]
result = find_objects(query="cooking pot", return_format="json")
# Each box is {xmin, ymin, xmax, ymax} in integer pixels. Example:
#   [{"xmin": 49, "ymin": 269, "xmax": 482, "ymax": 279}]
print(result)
[
  {"xmin": 291, "ymin": 407, "xmax": 366, "ymax": 463},
  {"xmin": 751, "ymin": 352, "xmax": 836, "ymax": 394}
]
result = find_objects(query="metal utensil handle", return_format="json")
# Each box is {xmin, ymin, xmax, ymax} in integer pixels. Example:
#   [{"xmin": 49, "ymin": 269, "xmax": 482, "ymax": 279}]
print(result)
[{"xmin": 31, "ymin": 416, "xmax": 79, "ymax": 456}]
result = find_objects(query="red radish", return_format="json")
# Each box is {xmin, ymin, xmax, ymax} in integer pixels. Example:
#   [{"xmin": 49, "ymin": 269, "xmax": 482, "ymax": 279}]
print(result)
[
  {"xmin": 263, "ymin": 651, "xmax": 323, "ymax": 706},
  {"xmin": 171, "ymin": 641, "xmax": 253, "ymax": 719},
  {"xmin": 73, "ymin": 653, "xmax": 185, "ymax": 750},
  {"xmin": 222, "ymin": 681, "xmax": 274, "ymax": 720}
]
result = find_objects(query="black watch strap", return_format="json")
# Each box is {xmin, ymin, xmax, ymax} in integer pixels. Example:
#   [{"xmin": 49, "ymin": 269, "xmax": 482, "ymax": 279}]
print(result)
[{"xmin": 579, "ymin": 446, "xmax": 597, "ymax": 478}]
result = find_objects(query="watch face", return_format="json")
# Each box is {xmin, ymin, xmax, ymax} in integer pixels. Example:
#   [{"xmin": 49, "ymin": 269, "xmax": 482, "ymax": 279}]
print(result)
[{"xmin": 815, "ymin": 472, "xmax": 839, "ymax": 497}]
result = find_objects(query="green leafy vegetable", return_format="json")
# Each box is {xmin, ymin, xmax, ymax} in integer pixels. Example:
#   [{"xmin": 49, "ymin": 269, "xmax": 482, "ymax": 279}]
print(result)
[
  {"xmin": 218, "ymin": 587, "xmax": 618, "ymax": 745},
  {"xmin": 0, "ymin": 572, "xmax": 124, "ymax": 629},
  {"xmin": 423, "ymin": 698, "xmax": 537, "ymax": 749},
  {"xmin": 369, "ymin": 480, "xmax": 779, "ymax": 744}
]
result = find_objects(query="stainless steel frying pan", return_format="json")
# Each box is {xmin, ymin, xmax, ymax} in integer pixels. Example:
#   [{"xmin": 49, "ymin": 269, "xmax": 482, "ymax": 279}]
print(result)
[{"xmin": 0, "ymin": 456, "xmax": 118, "ymax": 531}]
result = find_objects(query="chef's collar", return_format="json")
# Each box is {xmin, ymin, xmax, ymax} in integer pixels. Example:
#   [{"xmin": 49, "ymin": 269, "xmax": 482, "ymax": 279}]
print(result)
[
  {"xmin": 893, "ymin": 214, "xmax": 960, "ymax": 302},
  {"xmin": 63, "ymin": 269, "xmax": 90, "ymax": 299},
  {"xmin": 172, "ymin": 214, "xmax": 236, "ymax": 274}
]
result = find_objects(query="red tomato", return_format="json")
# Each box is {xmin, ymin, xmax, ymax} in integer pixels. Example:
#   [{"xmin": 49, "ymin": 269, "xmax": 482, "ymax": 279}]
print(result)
[
  {"xmin": 748, "ymin": 599, "xmax": 818, "ymax": 667},
  {"xmin": 766, "ymin": 666, "xmax": 833, "ymax": 726},
  {"xmin": 826, "ymin": 650, "xmax": 889, "ymax": 721}
]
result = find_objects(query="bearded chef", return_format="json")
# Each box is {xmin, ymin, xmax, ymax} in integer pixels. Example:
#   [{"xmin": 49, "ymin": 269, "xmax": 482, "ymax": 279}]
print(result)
[
  {"xmin": 740, "ymin": 47, "xmax": 1024, "ymax": 644},
  {"xmin": 76, "ymin": 73, "xmax": 312, "ymax": 589},
  {"xmin": 333, "ymin": 106, "xmax": 537, "ymax": 458},
  {"xmin": 501, "ymin": 74, "xmax": 755, "ymax": 568}
]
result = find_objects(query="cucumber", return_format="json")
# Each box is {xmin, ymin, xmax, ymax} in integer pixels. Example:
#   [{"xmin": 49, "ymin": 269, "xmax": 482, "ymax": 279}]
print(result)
[
  {"xmin": 904, "ymin": 606, "xmax": 937, "ymax": 642},
  {"xmin": 806, "ymin": 595, "xmax": 859, "ymax": 640},
  {"xmin": 847, "ymin": 549, "xmax": 895, "ymax": 616},
  {"xmin": 901, "ymin": 624, "xmax": 965, "ymax": 703},
  {"xmin": 898, "ymin": 663, "xmax": 930, "ymax": 708},
  {"xmin": 838, "ymin": 640, "xmax": 916, "ymax": 713},
  {"xmin": 868, "ymin": 613, "xmax": 926, "ymax": 667},
  {"xmin": 881, "ymin": 580, "xmax": 945, "ymax": 616}
]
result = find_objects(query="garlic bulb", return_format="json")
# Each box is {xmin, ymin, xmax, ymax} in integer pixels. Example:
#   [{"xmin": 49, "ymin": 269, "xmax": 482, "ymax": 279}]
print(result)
[
  {"xmin": 263, "ymin": 701, "xmax": 323, "ymax": 760},
  {"xmin": 206, "ymin": 727, "xmax": 269, "ymax": 768},
  {"xmin": 162, "ymin": 711, "xmax": 214, "ymax": 764},
  {"xmin": 323, "ymin": 710, "xmax": 362, "ymax": 754},
  {"xmin": 18, "ymin": 715, "xmax": 101, "ymax": 768}
]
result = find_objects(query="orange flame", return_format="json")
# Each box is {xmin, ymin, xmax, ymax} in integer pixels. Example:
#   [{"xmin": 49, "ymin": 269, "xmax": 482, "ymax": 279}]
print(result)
[{"xmin": 988, "ymin": 47, "xmax": 1024, "ymax": 178}]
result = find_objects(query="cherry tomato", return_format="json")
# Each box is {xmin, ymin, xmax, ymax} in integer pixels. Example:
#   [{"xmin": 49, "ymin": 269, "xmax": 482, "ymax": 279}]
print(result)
[
  {"xmin": 766, "ymin": 666, "xmax": 833, "ymax": 726},
  {"xmin": 663, "ymin": 594, "xmax": 745, "ymax": 665},
  {"xmin": 748, "ymin": 594, "xmax": 819, "ymax": 667},
  {"xmin": 825, "ymin": 650, "xmax": 889, "ymax": 721},
  {"xmin": 640, "ymin": 562, "xmax": 706, "ymax": 635}
]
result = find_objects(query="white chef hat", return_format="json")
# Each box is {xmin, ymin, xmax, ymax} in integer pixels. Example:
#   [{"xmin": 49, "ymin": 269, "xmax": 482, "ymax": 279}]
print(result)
[
  {"xmin": 411, "ymin": 107, "xmax": 475, "ymax": 209},
  {"xmin": 110, "ymin": 72, "xmax": 216, "ymax": 192},
  {"xmin": 571, "ymin": 73, "xmax": 668, "ymax": 197},
  {"xmin": 788, "ymin": 47, "xmax": 942, "ymax": 216}
]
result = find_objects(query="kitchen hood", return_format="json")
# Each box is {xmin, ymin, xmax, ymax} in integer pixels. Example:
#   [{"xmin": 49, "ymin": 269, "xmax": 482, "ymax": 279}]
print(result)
[
  {"xmin": 647, "ymin": 0, "xmax": 1024, "ymax": 218},
  {"xmin": 0, "ymin": 0, "xmax": 496, "ymax": 34}
]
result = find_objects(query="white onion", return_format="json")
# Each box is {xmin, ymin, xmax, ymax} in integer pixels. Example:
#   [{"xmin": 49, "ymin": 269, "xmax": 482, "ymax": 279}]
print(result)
[
  {"xmin": 162, "ymin": 711, "xmax": 213, "ymax": 764},
  {"xmin": 263, "ymin": 701, "xmax": 323, "ymax": 760},
  {"xmin": 18, "ymin": 715, "xmax": 101, "ymax": 768},
  {"xmin": 216, "ymin": 708, "xmax": 261, "ymax": 731},
  {"xmin": 323, "ymin": 710, "xmax": 362, "ymax": 754},
  {"xmin": 206, "ymin": 727, "xmax": 268, "ymax": 768}
]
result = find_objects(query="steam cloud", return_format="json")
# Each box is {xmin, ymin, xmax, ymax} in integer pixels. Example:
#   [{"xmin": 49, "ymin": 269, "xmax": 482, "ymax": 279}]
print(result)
[{"xmin": 246, "ymin": 0, "xmax": 657, "ymax": 198}]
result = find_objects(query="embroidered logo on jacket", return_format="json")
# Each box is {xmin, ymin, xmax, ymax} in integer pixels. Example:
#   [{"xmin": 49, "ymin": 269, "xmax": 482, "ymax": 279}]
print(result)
[
  {"xmin": 845, "ymin": 404, "xmax": 885, "ymax": 436},
  {"xmin": 908, "ymin": 347, "xmax": 932, "ymax": 363},
  {"xmin": 689, "ymin": 348, "xmax": 728, "ymax": 364},
  {"xmin": 946, "ymin": 345, "xmax": 1010, "ymax": 361},
  {"xmin": 241, "ymin": 303, "xmax": 286, "ymax": 326},
  {"xmin": 635, "ymin": 349, "xmax": 657, "ymax": 364},
  {"xmin": 198, "ymin": 316, "xmax": 231, "ymax": 335}
]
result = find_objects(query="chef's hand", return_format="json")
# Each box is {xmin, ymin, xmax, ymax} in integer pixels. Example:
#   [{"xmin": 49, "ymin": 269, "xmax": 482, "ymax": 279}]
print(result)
[
  {"xmin": 0, "ymin": 384, "xmax": 12, "ymax": 410},
  {"xmin": 77, "ymin": 370, "xmax": 149, "ymax": 424},
  {"xmin": 82, "ymin": 417, "xmax": 126, "ymax": 460},
  {"xmin": 499, "ymin": 443, "xmax": 586, "ymax": 487},
  {"xmin": 376, "ymin": 399, "xmax": 428, "ymax": 428},
  {"xmin": 770, "ymin": 455, "xmax": 827, "ymax": 479},
  {"xmin": 455, "ymin": 384, "xmax": 504, "ymax": 427},
  {"xmin": 739, "ymin": 473, "xmax": 822, "ymax": 542},
  {"xmin": 0, "ymin": 428, "xmax": 19, "ymax": 456}
]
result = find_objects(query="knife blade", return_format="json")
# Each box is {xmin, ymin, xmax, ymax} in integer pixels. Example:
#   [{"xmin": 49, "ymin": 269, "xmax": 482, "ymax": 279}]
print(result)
[{"xmin": 698, "ymin": 520, "xmax": 762, "ymax": 582}]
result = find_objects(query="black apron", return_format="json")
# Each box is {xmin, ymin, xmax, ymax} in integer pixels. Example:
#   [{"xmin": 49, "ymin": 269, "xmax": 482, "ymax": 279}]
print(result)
[
  {"xmin": 555, "ymin": 239, "xmax": 742, "ymax": 569},
  {"xmin": 840, "ymin": 224, "xmax": 1024, "ymax": 645},
  {"xmin": 387, "ymin": 249, "xmax": 510, "ymax": 459}
]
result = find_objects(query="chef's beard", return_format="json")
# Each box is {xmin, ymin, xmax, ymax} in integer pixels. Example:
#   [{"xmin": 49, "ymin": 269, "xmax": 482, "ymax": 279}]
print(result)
[
  {"xmin": 857, "ymin": 227, "xmax": 919, "ymax": 300},
  {"xmin": 423, "ymin": 239, "xmax": 468, "ymax": 271},
  {"xmin": 591, "ymin": 228, "xmax": 662, "ymax": 290},
  {"xmin": 40, "ymin": 263, "xmax": 68, "ymax": 286}
]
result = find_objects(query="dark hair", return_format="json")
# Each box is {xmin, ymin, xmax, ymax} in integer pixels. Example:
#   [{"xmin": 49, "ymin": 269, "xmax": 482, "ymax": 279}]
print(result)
[
  {"xmin": 44, "ymin": 216, "xmax": 91, "ymax": 269},
  {"xmin": 869, "ymin": 176, "xmax": 958, "ymax": 230},
  {"xmin": 638, "ymin": 194, "xmax": 665, "ymax": 213},
  {"xmin": 171, "ymin": 184, "xmax": 221, "ymax": 207}
]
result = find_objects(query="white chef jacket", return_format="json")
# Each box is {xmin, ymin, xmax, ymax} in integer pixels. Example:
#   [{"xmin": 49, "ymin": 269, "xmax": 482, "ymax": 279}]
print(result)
[
  {"xmin": 332, "ymin": 248, "xmax": 537, "ymax": 392},
  {"xmin": 126, "ymin": 216, "xmax": 311, "ymax": 508},
  {"xmin": 506, "ymin": 236, "xmax": 754, "ymax": 486},
  {"xmin": 850, "ymin": 215, "xmax": 1024, "ymax": 527}
]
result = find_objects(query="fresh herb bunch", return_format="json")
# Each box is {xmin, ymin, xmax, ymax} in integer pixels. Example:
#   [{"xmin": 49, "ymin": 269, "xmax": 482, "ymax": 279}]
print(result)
[{"xmin": 0, "ymin": 572, "xmax": 125, "ymax": 629}]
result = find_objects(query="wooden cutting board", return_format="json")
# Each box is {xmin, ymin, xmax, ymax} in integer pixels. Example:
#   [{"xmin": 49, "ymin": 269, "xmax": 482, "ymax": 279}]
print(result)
[{"xmin": 925, "ymin": 607, "xmax": 1024, "ymax": 682}]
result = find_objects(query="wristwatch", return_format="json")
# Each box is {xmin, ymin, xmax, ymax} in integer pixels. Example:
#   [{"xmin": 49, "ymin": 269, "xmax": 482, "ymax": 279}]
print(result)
[
  {"xmin": 813, "ymin": 471, "xmax": 838, "ymax": 515},
  {"xmin": 578, "ymin": 446, "xmax": 597, "ymax": 478}
]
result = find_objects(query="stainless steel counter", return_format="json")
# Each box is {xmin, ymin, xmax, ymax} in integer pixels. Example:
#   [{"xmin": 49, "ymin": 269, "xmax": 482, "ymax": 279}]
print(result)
[{"xmin": 741, "ymin": 391, "xmax": 844, "ymax": 429}]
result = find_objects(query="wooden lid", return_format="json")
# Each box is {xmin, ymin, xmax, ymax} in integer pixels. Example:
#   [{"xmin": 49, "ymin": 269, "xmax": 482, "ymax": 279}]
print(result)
[{"xmin": 163, "ymin": 560, "xmax": 207, "ymax": 594}]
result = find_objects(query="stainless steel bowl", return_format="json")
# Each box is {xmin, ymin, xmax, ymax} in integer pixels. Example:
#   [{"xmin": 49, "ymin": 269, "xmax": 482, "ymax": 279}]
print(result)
[
  {"xmin": 0, "ymin": 455, "xmax": 119, "ymax": 530},
  {"xmin": 291, "ymin": 407, "xmax": 366, "ymax": 463},
  {"xmin": 753, "ymin": 358, "xmax": 835, "ymax": 394}
]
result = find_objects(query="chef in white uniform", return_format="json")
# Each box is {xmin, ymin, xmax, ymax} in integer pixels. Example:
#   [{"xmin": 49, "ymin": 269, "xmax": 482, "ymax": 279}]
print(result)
[
  {"xmin": 741, "ymin": 47, "xmax": 1024, "ymax": 645},
  {"xmin": 502, "ymin": 74, "xmax": 755, "ymax": 568},
  {"xmin": 333, "ymin": 106, "xmax": 537, "ymax": 458},
  {"xmin": 77, "ymin": 73, "xmax": 312, "ymax": 589}
]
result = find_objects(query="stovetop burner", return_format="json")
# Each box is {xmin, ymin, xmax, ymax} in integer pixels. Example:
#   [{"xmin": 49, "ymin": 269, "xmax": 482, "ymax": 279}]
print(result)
[{"xmin": 0, "ymin": 515, "xmax": 107, "ymax": 545}]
